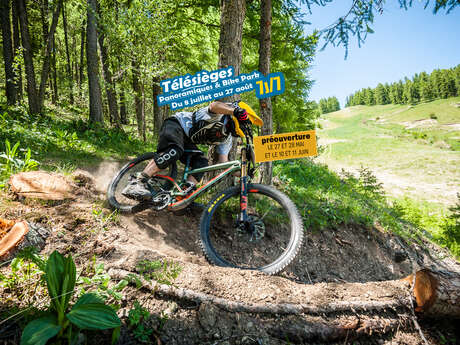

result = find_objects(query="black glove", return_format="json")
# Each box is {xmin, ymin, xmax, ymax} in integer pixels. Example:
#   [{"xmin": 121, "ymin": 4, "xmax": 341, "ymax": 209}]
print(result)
[{"xmin": 233, "ymin": 107, "xmax": 250, "ymax": 124}]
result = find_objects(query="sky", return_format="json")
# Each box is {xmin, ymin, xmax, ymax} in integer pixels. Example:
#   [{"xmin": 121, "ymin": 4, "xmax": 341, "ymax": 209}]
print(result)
[{"xmin": 302, "ymin": 1, "xmax": 460, "ymax": 107}]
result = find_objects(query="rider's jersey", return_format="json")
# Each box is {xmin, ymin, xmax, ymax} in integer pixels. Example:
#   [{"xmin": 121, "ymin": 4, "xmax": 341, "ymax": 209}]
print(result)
[{"xmin": 173, "ymin": 106, "xmax": 232, "ymax": 155}]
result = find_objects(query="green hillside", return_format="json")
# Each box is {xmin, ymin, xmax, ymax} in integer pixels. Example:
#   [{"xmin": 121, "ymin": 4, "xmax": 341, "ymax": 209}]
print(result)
[{"xmin": 317, "ymin": 97, "xmax": 460, "ymax": 206}]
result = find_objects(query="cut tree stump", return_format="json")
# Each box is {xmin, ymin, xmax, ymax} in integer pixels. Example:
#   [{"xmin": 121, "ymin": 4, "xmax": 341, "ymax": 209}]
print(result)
[
  {"xmin": 404, "ymin": 269, "xmax": 460, "ymax": 318},
  {"xmin": 9, "ymin": 171, "xmax": 75, "ymax": 200},
  {"xmin": 0, "ymin": 220, "xmax": 50, "ymax": 263}
]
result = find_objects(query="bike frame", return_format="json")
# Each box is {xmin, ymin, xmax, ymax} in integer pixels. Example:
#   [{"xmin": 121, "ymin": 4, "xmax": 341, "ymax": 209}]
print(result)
[
  {"xmin": 158, "ymin": 129, "xmax": 255, "ymax": 219},
  {"xmin": 162, "ymin": 159, "xmax": 241, "ymax": 211}
]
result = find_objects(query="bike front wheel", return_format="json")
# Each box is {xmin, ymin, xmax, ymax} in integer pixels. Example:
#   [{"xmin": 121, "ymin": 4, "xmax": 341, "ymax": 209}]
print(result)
[{"xmin": 199, "ymin": 183, "xmax": 303, "ymax": 275}]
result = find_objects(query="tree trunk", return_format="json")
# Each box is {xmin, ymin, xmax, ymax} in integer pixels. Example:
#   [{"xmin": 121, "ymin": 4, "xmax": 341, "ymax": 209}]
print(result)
[
  {"xmin": 119, "ymin": 90, "xmax": 127, "ymax": 125},
  {"xmin": 62, "ymin": 0, "xmax": 74, "ymax": 104},
  {"xmin": 79, "ymin": 19, "xmax": 85, "ymax": 97},
  {"xmin": 51, "ymin": 34, "xmax": 57, "ymax": 104},
  {"xmin": 1, "ymin": 0, "xmax": 18, "ymax": 104},
  {"xmin": 86, "ymin": 0, "xmax": 103, "ymax": 124},
  {"xmin": 98, "ymin": 30, "xmax": 120, "ymax": 128},
  {"xmin": 258, "ymin": 0, "xmax": 272, "ymax": 185},
  {"xmin": 153, "ymin": 76, "xmax": 163, "ymax": 136},
  {"xmin": 218, "ymin": 0, "xmax": 246, "ymax": 79},
  {"xmin": 39, "ymin": 0, "xmax": 52, "ymax": 101},
  {"xmin": 110, "ymin": 266, "xmax": 460, "ymax": 343},
  {"xmin": 142, "ymin": 85, "xmax": 146, "ymax": 140},
  {"xmin": 37, "ymin": 0, "xmax": 62, "ymax": 110},
  {"xmin": 132, "ymin": 59, "xmax": 145, "ymax": 141},
  {"xmin": 12, "ymin": 0, "xmax": 22, "ymax": 100},
  {"xmin": 207, "ymin": 0, "xmax": 246, "ymax": 181},
  {"xmin": 39, "ymin": 0, "xmax": 49, "ymax": 40},
  {"xmin": 17, "ymin": 0, "xmax": 40, "ymax": 114}
]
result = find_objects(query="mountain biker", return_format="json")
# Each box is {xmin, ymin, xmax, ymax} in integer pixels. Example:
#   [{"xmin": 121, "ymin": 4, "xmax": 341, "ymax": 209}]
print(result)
[{"xmin": 122, "ymin": 101, "xmax": 250, "ymax": 200}]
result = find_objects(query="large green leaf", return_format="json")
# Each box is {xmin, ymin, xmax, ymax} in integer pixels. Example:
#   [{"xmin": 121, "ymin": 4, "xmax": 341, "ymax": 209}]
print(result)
[
  {"xmin": 20, "ymin": 315, "xmax": 61, "ymax": 345},
  {"xmin": 74, "ymin": 293, "xmax": 104, "ymax": 307},
  {"xmin": 45, "ymin": 251, "xmax": 76, "ymax": 312},
  {"xmin": 45, "ymin": 251, "xmax": 65, "ymax": 310},
  {"xmin": 62, "ymin": 254, "xmax": 76, "ymax": 309},
  {"xmin": 67, "ymin": 304, "xmax": 120, "ymax": 330}
]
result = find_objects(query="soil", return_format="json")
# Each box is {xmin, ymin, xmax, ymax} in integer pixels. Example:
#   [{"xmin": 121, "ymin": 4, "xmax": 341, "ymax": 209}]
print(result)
[{"xmin": 1, "ymin": 163, "xmax": 459, "ymax": 345}]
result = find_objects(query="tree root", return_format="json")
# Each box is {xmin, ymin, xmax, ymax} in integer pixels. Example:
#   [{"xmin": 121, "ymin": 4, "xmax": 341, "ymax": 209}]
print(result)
[{"xmin": 108, "ymin": 268, "xmax": 410, "ymax": 316}]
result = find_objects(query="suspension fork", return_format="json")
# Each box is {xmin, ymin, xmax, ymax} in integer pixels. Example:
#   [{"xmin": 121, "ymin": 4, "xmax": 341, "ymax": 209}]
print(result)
[{"xmin": 239, "ymin": 146, "xmax": 249, "ymax": 223}]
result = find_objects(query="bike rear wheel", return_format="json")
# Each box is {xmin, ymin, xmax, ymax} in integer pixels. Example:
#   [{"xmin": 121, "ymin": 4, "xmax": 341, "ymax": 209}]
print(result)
[
  {"xmin": 107, "ymin": 152, "xmax": 177, "ymax": 213},
  {"xmin": 199, "ymin": 183, "xmax": 303, "ymax": 275}
]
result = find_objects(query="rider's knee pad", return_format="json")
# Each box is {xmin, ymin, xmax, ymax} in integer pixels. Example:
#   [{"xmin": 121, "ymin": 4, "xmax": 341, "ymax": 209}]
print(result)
[{"xmin": 153, "ymin": 146, "xmax": 182, "ymax": 170}]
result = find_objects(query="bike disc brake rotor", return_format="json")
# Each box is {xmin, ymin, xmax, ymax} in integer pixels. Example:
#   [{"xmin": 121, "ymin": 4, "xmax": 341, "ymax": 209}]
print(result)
[{"xmin": 236, "ymin": 214, "xmax": 266, "ymax": 242}]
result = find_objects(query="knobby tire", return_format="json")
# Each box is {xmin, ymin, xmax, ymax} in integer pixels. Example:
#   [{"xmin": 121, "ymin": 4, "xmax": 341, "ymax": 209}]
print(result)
[{"xmin": 199, "ymin": 183, "xmax": 303, "ymax": 275}]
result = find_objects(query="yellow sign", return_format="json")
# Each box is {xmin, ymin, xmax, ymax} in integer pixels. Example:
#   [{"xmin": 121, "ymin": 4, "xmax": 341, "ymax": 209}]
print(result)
[{"xmin": 253, "ymin": 131, "xmax": 317, "ymax": 163}]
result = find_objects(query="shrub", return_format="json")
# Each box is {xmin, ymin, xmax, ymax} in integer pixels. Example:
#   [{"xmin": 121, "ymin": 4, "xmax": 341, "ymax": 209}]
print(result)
[
  {"xmin": 20, "ymin": 250, "xmax": 120, "ymax": 345},
  {"xmin": 0, "ymin": 140, "xmax": 39, "ymax": 188}
]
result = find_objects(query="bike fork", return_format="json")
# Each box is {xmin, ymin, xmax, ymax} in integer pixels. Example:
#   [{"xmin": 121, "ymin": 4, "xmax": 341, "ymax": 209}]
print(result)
[{"xmin": 239, "ymin": 147, "xmax": 249, "ymax": 223}]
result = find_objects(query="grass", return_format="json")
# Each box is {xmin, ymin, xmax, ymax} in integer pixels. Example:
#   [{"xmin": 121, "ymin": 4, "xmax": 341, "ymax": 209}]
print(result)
[
  {"xmin": 315, "ymin": 97, "xmax": 460, "ymax": 257},
  {"xmin": 318, "ymin": 97, "xmax": 460, "ymax": 206},
  {"xmin": 274, "ymin": 159, "xmax": 460, "ymax": 257},
  {"xmin": 0, "ymin": 103, "xmax": 156, "ymax": 171}
]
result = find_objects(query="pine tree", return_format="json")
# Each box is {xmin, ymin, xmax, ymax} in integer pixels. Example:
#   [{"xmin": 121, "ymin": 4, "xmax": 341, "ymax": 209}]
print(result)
[
  {"xmin": 327, "ymin": 96, "xmax": 340, "ymax": 112},
  {"xmin": 365, "ymin": 88, "xmax": 375, "ymax": 106},
  {"xmin": 375, "ymin": 83, "xmax": 389, "ymax": 105},
  {"xmin": 319, "ymin": 98, "xmax": 328, "ymax": 114},
  {"xmin": 454, "ymin": 65, "xmax": 460, "ymax": 96},
  {"xmin": 430, "ymin": 69, "xmax": 442, "ymax": 99}
]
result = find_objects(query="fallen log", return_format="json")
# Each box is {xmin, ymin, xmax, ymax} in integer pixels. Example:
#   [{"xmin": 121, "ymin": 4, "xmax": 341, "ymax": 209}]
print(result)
[
  {"xmin": 404, "ymin": 268, "xmax": 460, "ymax": 318},
  {"xmin": 267, "ymin": 316, "xmax": 410, "ymax": 343},
  {"xmin": 110, "ymin": 267, "xmax": 460, "ymax": 320},
  {"xmin": 108, "ymin": 268, "xmax": 411, "ymax": 315}
]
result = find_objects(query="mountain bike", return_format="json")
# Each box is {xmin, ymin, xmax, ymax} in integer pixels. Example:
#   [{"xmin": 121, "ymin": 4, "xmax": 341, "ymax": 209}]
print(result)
[{"xmin": 107, "ymin": 105, "xmax": 303, "ymax": 275}]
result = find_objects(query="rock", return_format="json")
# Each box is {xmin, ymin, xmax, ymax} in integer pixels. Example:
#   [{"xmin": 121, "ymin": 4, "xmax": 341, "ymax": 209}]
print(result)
[
  {"xmin": 198, "ymin": 302, "xmax": 219, "ymax": 332},
  {"xmin": 394, "ymin": 250, "xmax": 407, "ymax": 263}
]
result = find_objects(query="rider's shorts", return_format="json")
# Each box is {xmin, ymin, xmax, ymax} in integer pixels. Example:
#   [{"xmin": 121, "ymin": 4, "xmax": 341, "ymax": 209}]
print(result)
[{"xmin": 157, "ymin": 118, "xmax": 208, "ymax": 181}]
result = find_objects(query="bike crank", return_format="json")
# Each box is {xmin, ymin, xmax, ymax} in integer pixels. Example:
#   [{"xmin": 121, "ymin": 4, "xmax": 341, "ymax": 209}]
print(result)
[{"xmin": 151, "ymin": 192, "xmax": 172, "ymax": 210}]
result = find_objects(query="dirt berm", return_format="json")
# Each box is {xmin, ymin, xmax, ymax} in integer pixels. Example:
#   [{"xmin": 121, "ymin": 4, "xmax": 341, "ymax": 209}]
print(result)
[{"xmin": 1, "ymin": 163, "xmax": 459, "ymax": 344}]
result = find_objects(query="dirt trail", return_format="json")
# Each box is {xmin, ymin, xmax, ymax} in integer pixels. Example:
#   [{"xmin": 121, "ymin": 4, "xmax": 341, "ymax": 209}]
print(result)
[{"xmin": 2, "ymin": 163, "xmax": 460, "ymax": 344}]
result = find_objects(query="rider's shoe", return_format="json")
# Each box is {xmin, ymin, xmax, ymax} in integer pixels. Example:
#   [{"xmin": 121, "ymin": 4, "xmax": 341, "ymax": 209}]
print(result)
[{"xmin": 121, "ymin": 172, "xmax": 154, "ymax": 201}]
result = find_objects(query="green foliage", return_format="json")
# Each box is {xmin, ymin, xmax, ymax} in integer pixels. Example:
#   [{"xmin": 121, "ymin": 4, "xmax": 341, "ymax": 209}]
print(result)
[
  {"xmin": 77, "ymin": 256, "xmax": 128, "ymax": 302},
  {"xmin": 0, "ymin": 248, "xmax": 47, "ymax": 305},
  {"xmin": 128, "ymin": 301, "xmax": 154, "ymax": 343},
  {"xmin": 136, "ymin": 259, "xmax": 182, "ymax": 286},
  {"xmin": 0, "ymin": 138, "xmax": 39, "ymax": 188},
  {"xmin": 20, "ymin": 250, "xmax": 120, "ymax": 345},
  {"xmin": 274, "ymin": 160, "xmax": 389, "ymax": 231},
  {"xmin": 346, "ymin": 65, "xmax": 460, "ymax": 107},
  {"xmin": 318, "ymin": 96, "xmax": 340, "ymax": 114},
  {"xmin": 441, "ymin": 194, "xmax": 460, "ymax": 256},
  {"xmin": 0, "ymin": 105, "xmax": 154, "ymax": 169}
]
